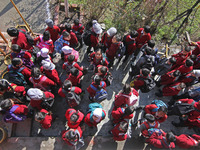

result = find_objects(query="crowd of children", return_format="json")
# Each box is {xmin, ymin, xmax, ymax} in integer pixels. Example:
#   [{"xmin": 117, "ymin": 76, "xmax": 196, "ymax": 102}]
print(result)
[{"xmin": 0, "ymin": 18, "xmax": 200, "ymax": 149}]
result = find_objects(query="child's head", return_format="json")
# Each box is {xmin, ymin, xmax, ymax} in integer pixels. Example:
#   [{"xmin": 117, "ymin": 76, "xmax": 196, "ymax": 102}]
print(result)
[
  {"xmin": 31, "ymin": 67, "xmax": 41, "ymax": 78},
  {"xmin": 157, "ymin": 106, "xmax": 168, "ymax": 117},
  {"xmin": 112, "ymin": 34, "xmax": 122, "ymax": 43},
  {"xmin": 141, "ymin": 68, "xmax": 150, "ymax": 77},
  {"xmin": 122, "ymin": 84, "xmax": 131, "ymax": 94},
  {"xmin": 70, "ymin": 112, "xmax": 79, "ymax": 123},
  {"xmin": 62, "ymin": 31, "xmax": 71, "ymax": 41},
  {"xmin": 107, "ymin": 27, "xmax": 117, "ymax": 37},
  {"xmin": 0, "ymin": 99, "xmax": 13, "ymax": 110},
  {"xmin": 119, "ymin": 121, "xmax": 128, "ymax": 132},
  {"xmin": 93, "ymin": 75, "xmax": 101, "ymax": 85},
  {"xmin": 147, "ymin": 40, "xmax": 155, "ymax": 49},
  {"xmin": 92, "ymin": 108, "xmax": 103, "ymax": 121},
  {"xmin": 144, "ymin": 25, "xmax": 150, "ymax": 34},
  {"xmin": 98, "ymin": 66, "xmax": 108, "ymax": 76},
  {"xmin": 11, "ymin": 44, "xmax": 21, "ymax": 53},
  {"xmin": 95, "ymin": 49, "xmax": 102, "ymax": 60},
  {"xmin": 189, "ymin": 54, "xmax": 197, "ymax": 62},
  {"xmin": 35, "ymin": 111, "xmax": 46, "ymax": 122},
  {"xmin": 185, "ymin": 59, "xmax": 194, "ymax": 67},
  {"xmin": 168, "ymin": 57, "xmax": 176, "ymax": 64},
  {"xmin": 130, "ymin": 30, "xmax": 138, "ymax": 38},
  {"xmin": 70, "ymin": 68, "xmax": 79, "ymax": 77},
  {"xmin": 12, "ymin": 58, "xmax": 23, "ymax": 68},
  {"xmin": 7, "ymin": 27, "xmax": 19, "ymax": 37},
  {"xmin": 74, "ymin": 19, "xmax": 80, "ymax": 25},
  {"xmin": 145, "ymin": 114, "xmax": 155, "ymax": 123},
  {"xmin": 183, "ymin": 46, "xmax": 191, "ymax": 53},
  {"xmin": 67, "ymin": 55, "xmax": 75, "ymax": 63},
  {"xmin": 43, "ymin": 31, "xmax": 50, "ymax": 41},
  {"xmin": 65, "ymin": 130, "xmax": 78, "ymax": 142},
  {"xmin": 172, "ymin": 70, "xmax": 181, "ymax": 77},
  {"xmin": 45, "ymin": 19, "xmax": 54, "ymax": 28},
  {"xmin": 62, "ymin": 80, "xmax": 72, "ymax": 91},
  {"xmin": 64, "ymin": 23, "xmax": 71, "ymax": 32},
  {"xmin": 0, "ymin": 79, "xmax": 9, "ymax": 92},
  {"xmin": 125, "ymin": 106, "xmax": 135, "ymax": 116},
  {"xmin": 166, "ymin": 132, "xmax": 176, "ymax": 142}
]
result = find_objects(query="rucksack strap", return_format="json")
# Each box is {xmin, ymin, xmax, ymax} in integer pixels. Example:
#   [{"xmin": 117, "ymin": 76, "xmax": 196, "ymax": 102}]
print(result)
[
  {"xmin": 10, "ymin": 105, "xmax": 19, "ymax": 113},
  {"xmin": 17, "ymin": 67, "xmax": 25, "ymax": 73},
  {"xmin": 19, "ymin": 30, "xmax": 26, "ymax": 35},
  {"xmin": 71, "ymin": 87, "xmax": 76, "ymax": 92},
  {"xmin": 77, "ymin": 25, "xmax": 83, "ymax": 32},
  {"xmin": 90, "ymin": 84, "xmax": 98, "ymax": 91}
]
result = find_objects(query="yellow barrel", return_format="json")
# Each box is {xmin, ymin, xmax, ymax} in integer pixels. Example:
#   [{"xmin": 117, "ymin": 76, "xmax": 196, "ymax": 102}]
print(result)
[{"xmin": 0, "ymin": 127, "xmax": 7, "ymax": 143}]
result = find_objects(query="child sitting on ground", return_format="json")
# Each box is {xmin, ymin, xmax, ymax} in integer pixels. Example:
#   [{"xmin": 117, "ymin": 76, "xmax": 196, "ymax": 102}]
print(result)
[
  {"xmin": 66, "ymin": 68, "xmax": 83, "ymax": 87},
  {"xmin": 35, "ymin": 109, "xmax": 53, "ymax": 129}
]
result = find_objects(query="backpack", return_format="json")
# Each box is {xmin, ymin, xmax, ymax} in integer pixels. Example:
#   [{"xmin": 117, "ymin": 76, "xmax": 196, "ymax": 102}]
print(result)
[
  {"xmin": 116, "ymin": 43, "xmax": 126, "ymax": 59},
  {"xmin": 4, "ymin": 105, "xmax": 27, "ymax": 123},
  {"xmin": 104, "ymin": 73, "xmax": 113, "ymax": 86},
  {"xmin": 62, "ymin": 87, "xmax": 81, "ymax": 107},
  {"xmin": 90, "ymin": 82, "xmax": 108, "ymax": 101},
  {"xmin": 17, "ymin": 52, "xmax": 34, "ymax": 69},
  {"xmin": 138, "ymin": 77, "xmax": 155, "ymax": 93},
  {"xmin": 122, "ymin": 35, "xmax": 136, "ymax": 48},
  {"xmin": 151, "ymin": 100, "xmax": 168, "ymax": 112},
  {"xmin": 82, "ymin": 30, "xmax": 95, "ymax": 46},
  {"xmin": 40, "ymin": 93, "xmax": 55, "ymax": 110},
  {"xmin": 8, "ymin": 66, "xmax": 27, "ymax": 86},
  {"xmin": 19, "ymin": 30, "xmax": 34, "ymax": 46},
  {"xmin": 88, "ymin": 102, "xmax": 103, "ymax": 113}
]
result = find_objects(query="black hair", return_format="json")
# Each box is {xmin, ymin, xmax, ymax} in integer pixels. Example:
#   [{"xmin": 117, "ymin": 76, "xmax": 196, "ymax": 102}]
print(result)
[
  {"xmin": 158, "ymin": 106, "xmax": 168, "ymax": 114},
  {"xmin": 119, "ymin": 121, "xmax": 128, "ymax": 132},
  {"xmin": 0, "ymin": 79, "xmax": 10, "ymax": 91},
  {"xmin": 7, "ymin": 27, "xmax": 19, "ymax": 37},
  {"xmin": 173, "ymin": 70, "xmax": 181, "ymax": 77},
  {"xmin": 12, "ymin": 58, "xmax": 22, "ymax": 67},
  {"xmin": 190, "ymin": 54, "xmax": 197, "ymax": 61},
  {"xmin": 147, "ymin": 40, "xmax": 155, "ymax": 48},
  {"xmin": 0, "ymin": 99, "xmax": 12, "ymax": 110},
  {"xmin": 70, "ymin": 112, "xmax": 79, "ymax": 122},
  {"xmin": 122, "ymin": 84, "xmax": 131, "ymax": 94},
  {"xmin": 43, "ymin": 31, "xmax": 50, "ymax": 41},
  {"xmin": 62, "ymin": 80, "xmax": 72, "ymax": 91},
  {"xmin": 70, "ymin": 68, "xmax": 79, "ymax": 76},
  {"xmin": 93, "ymin": 75, "xmax": 101, "ymax": 85},
  {"xmin": 31, "ymin": 67, "xmax": 41, "ymax": 78},
  {"xmin": 62, "ymin": 31, "xmax": 70, "ymax": 38},
  {"xmin": 169, "ymin": 57, "xmax": 176, "ymax": 64},
  {"xmin": 125, "ymin": 106, "xmax": 134, "ymax": 115},
  {"xmin": 65, "ymin": 130, "xmax": 77, "ymax": 140},
  {"xmin": 144, "ymin": 25, "xmax": 150, "ymax": 33},
  {"xmin": 67, "ymin": 55, "xmax": 75, "ymax": 63},
  {"xmin": 141, "ymin": 68, "xmax": 150, "ymax": 77},
  {"xmin": 145, "ymin": 114, "xmax": 155, "ymax": 123},
  {"xmin": 96, "ymin": 49, "xmax": 102, "ymax": 54},
  {"xmin": 184, "ymin": 46, "xmax": 191, "ymax": 52},
  {"xmin": 74, "ymin": 19, "xmax": 79, "ymax": 25},
  {"xmin": 100, "ymin": 66, "xmax": 108, "ymax": 75},
  {"xmin": 130, "ymin": 30, "xmax": 138, "ymax": 38},
  {"xmin": 166, "ymin": 132, "xmax": 176, "ymax": 142},
  {"xmin": 35, "ymin": 111, "xmax": 46, "ymax": 121},
  {"xmin": 185, "ymin": 59, "xmax": 194, "ymax": 67},
  {"xmin": 11, "ymin": 44, "xmax": 21, "ymax": 53},
  {"xmin": 114, "ymin": 34, "xmax": 122, "ymax": 42},
  {"xmin": 64, "ymin": 23, "xmax": 71, "ymax": 32}
]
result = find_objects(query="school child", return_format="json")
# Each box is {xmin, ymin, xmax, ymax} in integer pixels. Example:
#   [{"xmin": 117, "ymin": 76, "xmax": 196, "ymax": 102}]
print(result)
[
  {"xmin": 45, "ymin": 19, "xmax": 60, "ymax": 43},
  {"xmin": 36, "ymin": 47, "xmax": 52, "ymax": 66},
  {"xmin": 65, "ymin": 108, "xmax": 84, "ymax": 129},
  {"xmin": 35, "ymin": 109, "xmax": 53, "ymax": 129},
  {"xmin": 100, "ymin": 27, "xmax": 117, "ymax": 52},
  {"xmin": 89, "ymin": 49, "xmax": 109, "ymax": 68},
  {"xmin": 123, "ymin": 30, "xmax": 138, "ymax": 62},
  {"xmin": 106, "ymin": 34, "xmax": 123, "ymax": 68},
  {"xmin": 66, "ymin": 68, "xmax": 83, "ymax": 87},
  {"xmin": 29, "ymin": 67, "xmax": 57, "ymax": 91},
  {"xmin": 111, "ymin": 105, "xmax": 134, "ymax": 124},
  {"xmin": 84, "ymin": 103, "xmax": 106, "ymax": 127},
  {"xmin": 0, "ymin": 98, "xmax": 28, "ymax": 123},
  {"xmin": 156, "ymin": 82, "xmax": 186, "ymax": 97},
  {"xmin": 40, "ymin": 60, "xmax": 62, "ymax": 86},
  {"xmin": 95, "ymin": 65, "xmax": 112, "ymax": 86},
  {"xmin": 62, "ymin": 127, "xmax": 85, "ymax": 150},
  {"xmin": 54, "ymin": 31, "xmax": 70, "ymax": 54},
  {"xmin": 110, "ymin": 120, "xmax": 130, "ymax": 141},
  {"xmin": 171, "ymin": 46, "xmax": 191, "ymax": 70},
  {"xmin": 72, "ymin": 19, "xmax": 85, "ymax": 48},
  {"xmin": 178, "ymin": 71, "xmax": 199, "ymax": 87},
  {"xmin": 27, "ymin": 88, "xmax": 54, "ymax": 110},
  {"xmin": 61, "ymin": 45, "xmax": 79, "ymax": 62},
  {"xmin": 7, "ymin": 27, "xmax": 33, "ymax": 50},
  {"xmin": 189, "ymin": 40, "xmax": 200, "ymax": 56},
  {"xmin": 191, "ymin": 54, "xmax": 200, "ymax": 69},
  {"xmin": 7, "ymin": 58, "xmax": 31, "ymax": 85},
  {"xmin": 86, "ymin": 20, "xmax": 102, "ymax": 54},
  {"xmin": 34, "ymin": 30, "xmax": 54, "ymax": 54},
  {"xmin": 114, "ymin": 84, "xmax": 139, "ymax": 108},
  {"xmin": 146, "ymin": 131, "xmax": 176, "ymax": 149},
  {"xmin": 175, "ymin": 134, "xmax": 200, "ymax": 149},
  {"xmin": 87, "ymin": 75, "xmax": 107, "ymax": 101},
  {"xmin": 176, "ymin": 59, "xmax": 193, "ymax": 76}
]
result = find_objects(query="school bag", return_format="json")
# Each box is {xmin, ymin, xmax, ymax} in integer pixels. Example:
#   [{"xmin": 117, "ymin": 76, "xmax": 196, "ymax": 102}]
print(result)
[
  {"xmin": 104, "ymin": 73, "xmax": 113, "ymax": 86},
  {"xmin": 19, "ymin": 30, "xmax": 34, "ymax": 46},
  {"xmin": 82, "ymin": 30, "xmax": 95, "ymax": 46},
  {"xmin": 62, "ymin": 87, "xmax": 81, "ymax": 107},
  {"xmin": 8, "ymin": 65, "xmax": 27, "ymax": 86},
  {"xmin": 122, "ymin": 35, "xmax": 136, "ymax": 49},
  {"xmin": 88, "ymin": 102, "xmax": 103, "ymax": 113},
  {"xmin": 40, "ymin": 93, "xmax": 55, "ymax": 110},
  {"xmin": 4, "ymin": 105, "xmax": 27, "ymax": 123},
  {"xmin": 151, "ymin": 100, "xmax": 168, "ymax": 112},
  {"xmin": 90, "ymin": 82, "xmax": 108, "ymax": 101},
  {"xmin": 116, "ymin": 43, "xmax": 126, "ymax": 59},
  {"xmin": 138, "ymin": 77, "xmax": 156, "ymax": 93},
  {"xmin": 16, "ymin": 52, "xmax": 34, "ymax": 69}
]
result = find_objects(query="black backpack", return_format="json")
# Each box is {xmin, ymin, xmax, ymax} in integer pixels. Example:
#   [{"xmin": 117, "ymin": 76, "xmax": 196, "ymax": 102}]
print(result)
[
  {"xmin": 40, "ymin": 93, "xmax": 55, "ymax": 110},
  {"xmin": 138, "ymin": 77, "xmax": 156, "ymax": 93},
  {"xmin": 19, "ymin": 30, "xmax": 34, "ymax": 46},
  {"xmin": 116, "ymin": 42, "xmax": 126, "ymax": 59},
  {"xmin": 82, "ymin": 30, "xmax": 96, "ymax": 46}
]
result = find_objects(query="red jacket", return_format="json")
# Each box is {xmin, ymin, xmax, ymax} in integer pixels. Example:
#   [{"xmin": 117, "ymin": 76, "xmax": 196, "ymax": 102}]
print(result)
[
  {"xmin": 111, "ymin": 121, "xmax": 128, "ymax": 141},
  {"xmin": 114, "ymin": 88, "xmax": 139, "ymax": 108},
  {"xmin": 84, "ymin": 110, "xmax": 106, "ymax": 127},
  {"xmin": 176, "ymin": 134, "xmax": 200, "ymax": 149},
  {"xmin": 124, "ymin": 35, "xmax": 137, "ymax": 55},
  {"xmin": 177, "ymin": 65, "xmax": 193, "ymax": 75},
  {"xmin": 29, "ymin": 75, "xmax": 56, "ymax": 91},
  {"xmin": 132, "ymin": 75, "xmax": 147, "ymax": 90},
  {"xmin": 72, "ymin": 24, "xmax": 85, "ymax": 34},
  {"xmin": 111, "ymin": 107, "xmax": 133, "ymax": 124},
  {"xmin": 106, "ymin": 42, "xmax": 120, "ymax": 60},
  {"xmin": 193, "ymin": 54, "xmax": 200, "ymax": 69},
  {"xmin": 62, "ymin": 61, "xmax": 83, "ymax": 72},
  {"xmin": 45, "ymin": 26, "xmax": 60, "ymax": 43},
  {"xmin": 7, "ymin": 65, "xmax": 31, "ymax": 79},
  {"xmin": 160, "ymin": 70, "xmax": 179, "ymax": 85},
  {"xmin": 39, "ymin": 109, "xmax": 52, "ymax": 129},
  {"xmin": 30, "ymin": 91, "xmax": 54, "ymax": 110},
  {"xmin": 87, "ymin": 81, "xmax": 107, "ymax": 97},
  {"xmin": 162, "ymin": 82, "xmax": 183, "ymax": 97},
  {"xmin": 34, "ymin": 35, "xmax": 54, "ymax": 53},
  {"xmin": 141, "ymin": 121, "xmax": 160, "ymax": 137},
  {"xmin": 179, "ymin": 72, "xmax": 197, "ymax": 84},
  {"xmin": 13, "ymin": 104, "xmax": 28, "ymax": 115},
  {"xmin": 89, "ymin": 52, "xmax": 109, "ymax": 67},
  {"xmin": 90, "ymin": 32, "xmax": 99, "ymax": 47},
  {"xmin": 0, "ymin": 83, "xmax": 25, "ymax": 96},
  {"xmin": 101, "ymin": 32, "xmax": 113, "ymax": 49},
  {"xmin": 12, "ymin": 29, "xmax": 33, "ymax": 50},
  {"xmin": 40, "ymin": 66, "xmax": 62, "ymax": 86},
  {"xmin": 136, "ymin": 28, "xmax": 151, "ymax": 48},
  {"xmin": 191, "ymin": 41, "xmax": 200, "ymax": 55},
  {"xmin": 144, "ymin": 104, "xmax": 168, "ymax": 123},
  {"xmin": 66, "ymin": 71, "xmax": 83, "ymax": 86},
  {"xmin": 65, "ymin": 108, "xmax": 84, "ymax": 129},
  {"xmin": 58, "ymin": 87, "xmax": 82, "ymax": 98},
  {"xmin": 62, "ymin": 30, "xmax": 78, "ymax": 48}
]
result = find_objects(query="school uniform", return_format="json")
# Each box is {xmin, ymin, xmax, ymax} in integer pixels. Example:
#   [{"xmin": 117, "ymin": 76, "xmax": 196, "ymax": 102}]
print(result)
[
  {"xmin": 136, "ymin": 28, "xmax": 151, "ymax": 49},
  {"xmin": 131, "ymin": 75, "xmax": 146, "ymax": 90},
  {"xmin": 193, "ymin": 54, "xmax": 200, "ymax": 69},
  {"xmin": 179, "ymin": 72, "xmax": 197, "ymax": 85},
  {"xmin": 12, "ymin": 104, "xmax": 28, "ymax": 115},
  {"xmin": 45, "ymin": 25, "xmax": 60, "ymax": 43},
  {"xmin": 65, "ymin": 108, "xmax": 84, "ymax": 129},
  {"xmin": 72, "ymin": 24, "xmax": 85, "ymax": 34},
  {"xmin": 89, "ymin": 52, "xmax": 109, "ymax": 67},
  {"xmin": 8, "ymin": 65, "xmax": 31, "ymax": 79},
  {"xmin": 191, "ymin": 41, "xmax": 200, "ymax": 56},
  {"xmin": 58, "ymin": 87, "xmax": 82, "ymax": 98},
  {"xmin": 87, "ymin": 81, "xmax": 106, "ymax": 97},
  {"xmin": 177, "ymin": 65, "xmax": 193, "ymax": 75},
  {"xmin": 62, "ymin": 30, "xmax": 78, "ymax": 48},
  {"xmin": 111, "ymin": 121, "xmax": 128, "ymax": 141},
  {"xmin": 100, "ymin": 32, "xmax": 113, "ymax": 49},
  {"xmin": 66, "ymin": 71, "xmax": 83, "ymax": 86},
  {"xmin": 38, "ymin": 109, "xmax": 52, "ymax": 129},
  {"xmin": 11, "ymin": 51, "xmax": 32, "ymax": 60},
  {"xmin": 162, "ymin": 82, "xmax": 183, "ymax": 97},
  {"xmin": 34, "ymin": 35, "xmax": 54, "ymax": 53},
  {"xmin": 0, "ymin": 83, "xmax": 25, "ymax": 96},
  {"xmin": 160, "ymin": 70, "xmax": 179, "ymax": 85},
  {"xmin": 124, "ymin": 35, "xmax": 137, "ymax": 55},
  {"xmin": 176, "ymin": 134, "xmax": 200, "ymax": 149},
  {"xmin": 106, "ymin": 42, "xmax": 121, "ymax": 60},
  {"xmin": 140, "ymin": 121, "xmax": 160, "ymax": 138},
  {"xmin": 90, "ymin": 32, "xmax": 99, "ymax": 48},
  {"xmin": 62, "ymin": 61, "xmax": 83, "ymax": 72}
]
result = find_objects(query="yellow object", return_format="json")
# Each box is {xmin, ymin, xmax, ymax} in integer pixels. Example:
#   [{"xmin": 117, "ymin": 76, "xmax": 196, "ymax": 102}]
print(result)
[
  {"xmin": 4, "ymin": 54, "xmax": 11, "ymax": 66},
  {"xmin": 0, "ymin": 127, "xmax": 7, "ymax": 144},
  {"xmin": 130, "ymin": 80, "xmax": 135, "ymax": 87}
]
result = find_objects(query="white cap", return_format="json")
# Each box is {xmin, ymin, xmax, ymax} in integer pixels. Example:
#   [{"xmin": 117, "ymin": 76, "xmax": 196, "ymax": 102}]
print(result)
[
  {"xmin": 93, "ymin": 108, "xmax": 102, "ymax": 122},
  {"xmin": 193, "ymin": 70, "xmax": 200, "ymax": 78},
  {"xmin": 41, "ymin": 60, "xmax": 55, "ymax": 70},
  {"xmin": 107, "ymin": 27, "xmax": 117, "ymax": 37},
  {"xmin": 92, "ymin": 20, "xmax": 102, "ymax": 34},
  {"xmin": 62, "ymin": 46, "xmax": 73, "ymax": 54},
  {"xmin": 40, "ymin": 48, "xmax": 49, "ymax": 57},
  {"xmin": 27, "ymin": 88, "xmax": 43, "ymax": 100}
]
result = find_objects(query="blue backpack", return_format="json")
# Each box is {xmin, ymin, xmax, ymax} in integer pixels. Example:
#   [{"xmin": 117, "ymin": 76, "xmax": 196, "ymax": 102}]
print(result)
[
  {"xmin": 151, "ymin": 100, "xmax": 168, "ymax": 112},
  {"xmin": 90, "ymin": 81, "xmax": 108, "ymax": 101},
  {"xmin": 4, "ymin": 105, "xmax": 27, "ymax": 123}
]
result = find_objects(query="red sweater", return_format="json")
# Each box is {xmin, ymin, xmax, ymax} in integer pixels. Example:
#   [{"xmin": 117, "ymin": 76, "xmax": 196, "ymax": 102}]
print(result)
[
  {"xmin": 39, "ymin": 109, "xmax": 52, "ymax": 129},
  {"xmin": 58, "ymin": 87, "xmax": 82, "ymax": 98},
  {"xmin": 101, "ymin": 32, "xmax": 113, "ymax": 48},
  {"xmin": 162, "ymin": 82, "xmax": 183, "ymax": 96},
  {"xmin": 136, "ymin": 28, "xmax": 151, "ymax": 48},
  {"xmin": 132, "ymin": 75, "xmax": 146, "ymax": 90},
  {"xmin": 160, "ymin": 70, "xmax": 178, "ymax": 85},
  {"xmin": 89, "ymin": 52, "xmax": 109, "ymax": 66},
  {"xmin": 177, "ymin": 65, "xmax": 193, "ymax": 75},
  {"xmin": 191, "ymin": 41, "xmax": 200, "ymax": 55},
  {"xmin": 111, "ymin": 121, "xmax": 128, "ymax": 141},
  {"xmin": 72, "ymin": 24, "xmax": 85, "ymax": 34},
  {"xmin": 45, "ymin": 26, "xmax": 60, "ymax": 42},
  {"xmin": 66, "ymin": 71, "xmax": 83, "ymax": 86},
  {"xmin": 0, "ymin": 83, "xmax": 25, "ymax": 96},
  {"xmin": 13, "ymin": 104, "xmax": 28, "ymax": 115},
  {"xmin": 176, "ymin": 134, "xmax": 200, "ymax": 149},
  {"xmin": 124, "ymin": 35, "xmax": 137, "ymax": 54},
  {"xmin": 106, "ymin": 42, "xmax": 120, "ymax": 60},
  {"xmin": 87, "ymin": 81, "xmax": 107, "ymax": 97},
  {"xmin": 62, "ymin": 30, "xmax": 78, "ymax": 47},
  {"xmin": 34, "ymin": 35, "xmax": 54, "ymax": 53},
  {"xmin": 62, "ymin": 61, "xmax": 83, "ymax": 71}
]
